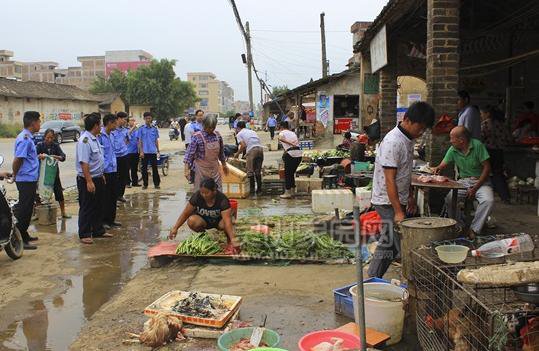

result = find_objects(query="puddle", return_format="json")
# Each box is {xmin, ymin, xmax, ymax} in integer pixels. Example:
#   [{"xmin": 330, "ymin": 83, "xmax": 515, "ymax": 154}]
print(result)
[{"xmin": 0, "ymin": 191, "xmax": 187, "ymax": 351}]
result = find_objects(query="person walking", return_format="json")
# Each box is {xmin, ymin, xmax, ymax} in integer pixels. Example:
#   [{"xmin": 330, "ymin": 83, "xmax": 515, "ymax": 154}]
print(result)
[
  {"xmin": 184, "ymin": 115, "xmax": 228, "ymax": 191},
  {"xmin": 179, "ymin": 115, "xmax": 187, "ymax": 142},
  {"xmin": 12, "ymin": 111, "xmax": 41, "ymax": 250},
  {"xmin": 99, "ymin": 114, "xmax": 121, "ymax": 229},
  {"xmin": 36, "ymin": 128, "xmax": 69, "ymax": 218},
  {"xmin": 266, "ymin": 114, "xmax": 277, "ymax": 140},
  {"xmin": 278, "ymin": 121, "xmax": 302, "ymax": 199},
  {"xmin": 457, "ymin": 90, "xmax": 481, "ymax": 139},
  {"xmin": 113, "ymin": 112, "xmax": 130, "ymax": 202},
  {"xmin": 76, "ymin": 113, "xmax": 112, "ymax": 244},
  {"xmin": 480, "ymin": 105, "xmax": 511, "ymax": 203},
  {"xmin": 139, "ymin": 112, "xmax": 161, "ymax": 189},
  {"xmin": 368, "ymin": 102, "xmax": 435, "ymax": 278},
  {"xmin": 126, "ymin": 117, "xmax": 141, "ymax": 187},
  {"xmin": 235, "ymin": 121, "xmax": 264, "ymax": 194}
]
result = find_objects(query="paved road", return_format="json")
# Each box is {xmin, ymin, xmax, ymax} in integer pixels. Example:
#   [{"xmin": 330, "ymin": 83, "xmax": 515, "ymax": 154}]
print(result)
[{"xmin": 0, "ymin": 129, "xmax": 182, "ymax": 189}]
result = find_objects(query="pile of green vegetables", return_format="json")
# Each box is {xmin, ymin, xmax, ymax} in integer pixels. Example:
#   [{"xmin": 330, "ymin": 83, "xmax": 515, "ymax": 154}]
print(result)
[
  {"xmin": 176, "ymin": 232, "xmax": 222, "ymax": 256},
  {"xmin": 237, "ymin": 230, "xmax": 353, "ymax": 260},
  {"xmin": 308, "ymin": 149, "xmax": 350, "ymax": 160},
  {"xmin": 235, "ymin": 214, "xmax": 314, "ymax": 227}
]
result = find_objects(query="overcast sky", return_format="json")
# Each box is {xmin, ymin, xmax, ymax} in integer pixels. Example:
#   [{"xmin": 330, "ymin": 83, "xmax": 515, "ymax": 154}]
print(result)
[{"xmin": 2, "ymin": 0, "xmax": 387, "ymax": 101}]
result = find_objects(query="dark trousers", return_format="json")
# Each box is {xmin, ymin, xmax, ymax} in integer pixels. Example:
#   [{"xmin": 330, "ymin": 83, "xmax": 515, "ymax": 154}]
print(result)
[
  {"xmin": 367, "ymin": 204, "xmax": 404, "ymax": 278},
  {"xmin": 487, "ymin": 148, "xmax": 510, "ymax": 202},
  {"xmin": 128, "ymin": 153, "xmax": 139, "ymax": 186},
  {"xmin": 283, "ymin": 152, "xmax": 302, "ymax": 190},
  {"xmin": 77, "ymin": 176, "xmax": 105, "ymax": 239},
  {"xmin": 141, "ymin": 153, "xmax": 160, "ymax": 187},
  {"xmin": 14, "ymin": 181, "xmax": 37, "ymax": 242},
  {"xmin": 269, "ymin": 126, "xmax": 276, "ymax": 140},
  {"xmin": 103, "ymin": 172, "xmax": 118, "ymax": 225},
  {"xmin": 116, "ymin": 155, "xmax": 129, "ymax": 198}
]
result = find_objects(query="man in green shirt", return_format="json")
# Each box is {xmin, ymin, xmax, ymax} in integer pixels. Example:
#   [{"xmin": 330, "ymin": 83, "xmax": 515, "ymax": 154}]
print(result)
[{"xmin": 433, "ymin": 126, "xmax": 493, "ymax": 238}]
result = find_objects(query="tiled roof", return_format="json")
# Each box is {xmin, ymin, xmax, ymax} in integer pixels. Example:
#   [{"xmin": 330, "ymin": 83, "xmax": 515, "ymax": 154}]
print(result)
[{"xmin": 0, "ymin": 78, "xmax": 102, "ymax": 102}]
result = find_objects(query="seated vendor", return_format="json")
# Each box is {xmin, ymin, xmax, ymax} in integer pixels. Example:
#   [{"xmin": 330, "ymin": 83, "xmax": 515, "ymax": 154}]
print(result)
[
  {"xmin": 433, "ymin": 126, "xmax": 493, "ymax": 239},
  {"xmin": 169, "ymin": 178, "xmax": 239, "ymax": 254},
  {"xmin": 338, "ymin": 132, "xmax": 353, "ymax": 150}
]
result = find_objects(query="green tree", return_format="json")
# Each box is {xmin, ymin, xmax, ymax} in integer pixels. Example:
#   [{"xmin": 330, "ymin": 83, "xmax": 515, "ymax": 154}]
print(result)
[
  {"xmin": 90, "ymin": 70, "xmax": 128, "ymax": 102},
  {"xmin": 272, "ymin": 85, "xmax": 289, "ymax": 96}
]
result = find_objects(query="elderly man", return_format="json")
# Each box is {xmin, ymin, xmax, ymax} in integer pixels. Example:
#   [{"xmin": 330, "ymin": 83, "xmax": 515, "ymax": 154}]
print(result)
[{"xmin": 433, "ymin": 126, "xmax": 493, "ymax": 238}]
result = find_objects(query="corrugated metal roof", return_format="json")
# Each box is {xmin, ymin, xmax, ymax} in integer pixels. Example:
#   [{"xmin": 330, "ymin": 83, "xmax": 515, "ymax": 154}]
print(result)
[{"xmin": 0, "ymin": 78, "xmax": 102, "ymax": 102}]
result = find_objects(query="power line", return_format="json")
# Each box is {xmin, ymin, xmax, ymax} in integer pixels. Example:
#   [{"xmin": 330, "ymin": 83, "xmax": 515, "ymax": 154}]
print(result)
[{"xmin": 252, "ymin": 29, "xmax": 348, "ymax": 33}]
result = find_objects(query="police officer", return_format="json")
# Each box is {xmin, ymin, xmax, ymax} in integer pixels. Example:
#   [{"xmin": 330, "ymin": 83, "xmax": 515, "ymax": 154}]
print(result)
[
  {"xmin": 12, "ymin": 111, "xmax": 41, "ymax": 250},
  {"xmin": 76, "ymin": 113, "xmax": 112, "ymax": 244},
  {"xmin": 126, "ymin": 117, "xmax": 141, "ymax": 187},
  {"xmin": 113, "ymin": 112, "xmax": 130, "ymax": 202},
  {"xmin": 139, "ymin": 111, "xmax": 160, "ymax": 189},
  {"xmin": 99, "ymin": 114, "xmax": 121, "ymax": 229}
]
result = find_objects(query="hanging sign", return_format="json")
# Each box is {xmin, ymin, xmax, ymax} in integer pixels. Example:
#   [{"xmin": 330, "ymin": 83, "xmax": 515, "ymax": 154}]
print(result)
[{"xmin": 370, "ymin": 25, "xmax": 387, "ymax": 73}]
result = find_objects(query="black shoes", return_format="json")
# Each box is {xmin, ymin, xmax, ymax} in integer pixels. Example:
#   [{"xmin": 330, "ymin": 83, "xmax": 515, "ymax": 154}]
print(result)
[
  {"xmin": 142, "ymin": 186, "xmax": 148, "ymax": 190},
  {"xmin": 24, "ymin": 243, "xmax": 37, "ymax": 250},
  {"xmin": 28, "ymin": 236, "xmax": 38, "ymax": 242},
  {"xmin": 132, "ymin": 184, "xmax": 141, "ymax": 187},
  {"xmin": 111, "ymin": 222, "xmax": 122, "ymax": 228},
  {"xmin": 155, "ymin": 186, "xmax": 161, "ymax": 189},
  {"xmin": 117, "ymin": 197, "xmax": 127, "ymax": 203}
]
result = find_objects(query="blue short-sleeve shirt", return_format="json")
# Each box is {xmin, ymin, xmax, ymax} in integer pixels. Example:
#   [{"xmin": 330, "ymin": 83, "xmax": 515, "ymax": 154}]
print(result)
[
  {"xmin": 98, "ymin": 128, "xmax": 117, "ymax": 173},
  {"xmin": 112, "ymin": 126, "xmax": 129, "ymax": 157},
  {"xmin": 14, "ymin": 129, "xmax": 39, "ymax": 182},
  {"xmin": 76, "ymin": 131, "xmax": 104, "ymax": 178},
  {"xmin": 139, "ymin": 125, "xmax": 159, "ymax": 154},
  {"xmin": 127, "ymin": 127, "xmax": 140, "ymax": 154}
]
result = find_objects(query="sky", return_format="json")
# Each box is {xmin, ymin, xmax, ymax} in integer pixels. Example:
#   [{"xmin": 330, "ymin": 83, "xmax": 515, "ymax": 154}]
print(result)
[{"xmin": 1, "ymin": 0, "xmax": 387, "ymax": 101}]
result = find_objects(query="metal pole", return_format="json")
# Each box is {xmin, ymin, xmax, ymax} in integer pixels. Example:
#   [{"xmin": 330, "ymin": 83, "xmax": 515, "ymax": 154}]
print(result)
[
  {"xmin": 246, "ymin": 21, "xmax": 254, "ymax": 113},
  {"xmin": 353, "ymin": 205, "xmax": 367, "ymax": 351},
  {"xmin": 320, "ymin": 12, "xmax": 328, "ymax": 78}
]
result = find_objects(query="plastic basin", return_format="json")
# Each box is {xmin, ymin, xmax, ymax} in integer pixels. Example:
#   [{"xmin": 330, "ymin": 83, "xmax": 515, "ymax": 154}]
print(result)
[
  {"xmin": 218, "ymin": 327, "xmax": 280, "ymax": 351},
  {"xmin": 298, "ymin": 330, "xmax": 361, "ymax": 351},
  {"xmin": 435, "ymin": 244, "xmax": 469, "ymax": 264}
]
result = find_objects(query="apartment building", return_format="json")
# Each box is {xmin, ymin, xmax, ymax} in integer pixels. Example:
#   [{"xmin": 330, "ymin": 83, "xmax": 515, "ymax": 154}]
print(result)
[
  {"xmin": 187, "ymin": 72, "xmax": 235, "ymax": 115},
  {"xmin": 22, "ymin": 62, "xmax": 59, "ymax": 83},
  {"xmin": 0, "ymin": 50, "xmax": 23, "ymax": 80}
]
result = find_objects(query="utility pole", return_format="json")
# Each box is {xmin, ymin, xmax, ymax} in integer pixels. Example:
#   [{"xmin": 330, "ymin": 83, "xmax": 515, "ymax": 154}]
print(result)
[
  {"xmin": 246, "ymin": 21, "xmax": 254, "ymax": 113},
  {"xmin": 320, "ymin": 12, "xmax": 328, "ymax": 78}
]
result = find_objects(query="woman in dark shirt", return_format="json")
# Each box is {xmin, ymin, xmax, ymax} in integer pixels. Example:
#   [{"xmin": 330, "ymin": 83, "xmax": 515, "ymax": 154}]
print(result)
[
  {"xmin": 36, "ymin": 128, "xmax": 69, "ymax": 218},
  {"xmin": 168, "ymin": 178, "xmax": 239, "ymax": 254}
]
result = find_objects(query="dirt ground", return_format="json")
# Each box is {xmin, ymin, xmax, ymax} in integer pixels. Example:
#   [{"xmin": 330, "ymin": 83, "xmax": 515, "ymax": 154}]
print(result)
[{"xmin": 1, "ymin": 125, "xmax": 538, "ymax": 351}]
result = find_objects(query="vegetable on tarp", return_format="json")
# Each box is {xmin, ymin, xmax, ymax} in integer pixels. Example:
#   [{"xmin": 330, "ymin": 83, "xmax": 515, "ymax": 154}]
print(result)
[{"xmin": 176, "ymin": 232, "xmax": 222, "ymax": 256}]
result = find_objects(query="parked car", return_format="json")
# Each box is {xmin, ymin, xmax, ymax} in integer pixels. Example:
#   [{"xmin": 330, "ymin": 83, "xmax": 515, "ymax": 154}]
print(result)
[{"xmin": 33, "ymin": 120, "xmax": 81, "ymax": 144}]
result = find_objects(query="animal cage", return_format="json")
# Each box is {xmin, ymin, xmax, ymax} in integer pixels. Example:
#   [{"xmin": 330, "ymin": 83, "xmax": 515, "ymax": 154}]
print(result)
[{"xmin": 411, "ymin": 234, "xmax": 539, "ymax": 351}]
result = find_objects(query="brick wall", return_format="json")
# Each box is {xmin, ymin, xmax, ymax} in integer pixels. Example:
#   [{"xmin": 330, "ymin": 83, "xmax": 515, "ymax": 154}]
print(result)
[
  {"xmin": 426, "ymin": 0, "xmax": 460, "ymax": 164},
  {"xmin": 379, "ymin": 64, "xmax": 397, "ymax": 136}
]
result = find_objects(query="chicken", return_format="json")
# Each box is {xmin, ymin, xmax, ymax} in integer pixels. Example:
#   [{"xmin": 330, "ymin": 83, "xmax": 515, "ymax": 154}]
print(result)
[
  {"xmin": 311, "ymin": 337, "xmax": 345, "ymax": 351},
  {"xmin": 138, "ymin": 312, "xmax": 183, "ymax": 347},
  {"xmin": 425, "ymin": 309, "xmax": 470, "ymax": 351}
]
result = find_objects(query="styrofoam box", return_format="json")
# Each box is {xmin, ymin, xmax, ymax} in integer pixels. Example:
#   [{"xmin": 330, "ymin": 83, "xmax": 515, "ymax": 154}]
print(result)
[
  {"xmin": 355, "ymin": 187, "xmax": 372, "ymax": 211},
  {"xmin": 312, "ymin": 189, "xmax": 354, "ymax": 213}
]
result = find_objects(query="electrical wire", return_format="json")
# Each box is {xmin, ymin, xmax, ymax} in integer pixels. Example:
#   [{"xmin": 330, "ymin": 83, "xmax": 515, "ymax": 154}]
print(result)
[{"xmin": 251, "ymin": 29, "xmax": 348, "ymax": 33}]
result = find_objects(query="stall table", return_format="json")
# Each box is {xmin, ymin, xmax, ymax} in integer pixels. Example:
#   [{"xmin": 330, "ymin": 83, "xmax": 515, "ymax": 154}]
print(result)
[{"xmin": 411, "ymin": 174, "xmax": 467, "ymax": 219}]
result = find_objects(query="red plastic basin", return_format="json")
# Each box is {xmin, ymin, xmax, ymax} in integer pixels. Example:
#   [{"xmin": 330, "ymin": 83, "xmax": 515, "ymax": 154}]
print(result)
[{"xmin": 298, "ymin": 330, "xmax": 361, "ymax": 351}]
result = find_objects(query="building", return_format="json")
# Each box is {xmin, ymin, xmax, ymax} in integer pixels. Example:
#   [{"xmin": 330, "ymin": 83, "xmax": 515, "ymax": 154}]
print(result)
[
  {"xmin": 233, "ymin": 101, "xmax": 251, "ymax": 114},
  {"xmin": 105, "ymin": 50, "xmax": 152, "ymax": 77},
  {"xmin": 129, "ymin": 105, "xmax": 152, "ymax": 123},
  {"xmin": 21, "ymin": 62, "xmax": 59, "ymax": 83},
  {"xmin": 0, "ymin": 50, "xmax": 23, "ymax": 80},
  {"xmin": 96, "ymin": 93, "xmax": 126, "ymax": 115},
  {"xmin": 187, "ymin": 72, "xmax": 235, "ymax": 115},
  {"xmin": 0, "ymin": 78, "xmax": 102, "ymax": 124}
]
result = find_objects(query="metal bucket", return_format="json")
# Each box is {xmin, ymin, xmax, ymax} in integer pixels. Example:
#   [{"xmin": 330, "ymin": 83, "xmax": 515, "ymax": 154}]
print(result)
[
  {"xmin": 399, "ymin": 217, "xmax": 457, "ymax": 281},
  {"xmin": 36, "ymin": 204, "xmax": 58, "ymax": 226}
]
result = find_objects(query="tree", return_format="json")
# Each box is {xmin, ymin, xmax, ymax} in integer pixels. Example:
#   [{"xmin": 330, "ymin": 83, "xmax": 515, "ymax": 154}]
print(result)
[
  {"xmin": 272, "ymin": 85, "xmax": 289, "ymax": 96},
  {"xmin": 90, "ymin": 70, "xmax": 128, "ymax": 102}
]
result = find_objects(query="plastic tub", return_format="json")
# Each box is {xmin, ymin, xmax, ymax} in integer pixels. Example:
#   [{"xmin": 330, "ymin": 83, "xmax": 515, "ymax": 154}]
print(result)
[
  {"xmin": 350, "ymin": 282, "xmax": 408, "ymax": 345},
  {"xmin": 218, "ymin": 327, "xmax": 280, "ymax": 351},
  {"xmin": 36, "ymin": 204, "xmax": 58, "ymax": 226},
  {"xmin": 298, "ymin": 330, "xmax": 360, "ymax": 351},
  {"xmin": 435, "ymin": 244, "xmax": 469, "ymax": 263}
]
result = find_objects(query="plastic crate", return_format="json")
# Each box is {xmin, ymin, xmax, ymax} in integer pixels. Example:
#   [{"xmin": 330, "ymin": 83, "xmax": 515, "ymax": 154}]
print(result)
[
  {"xmin": 299, "ymin": 140, "xmax": 314, "ymax": 150},
  {"xmin": 261, "ymin": 179, "xmax": 285, "ymax": 195},
  {"xmin": 333, "ymin": 278, "xmax": 407, "ymax": 319}
]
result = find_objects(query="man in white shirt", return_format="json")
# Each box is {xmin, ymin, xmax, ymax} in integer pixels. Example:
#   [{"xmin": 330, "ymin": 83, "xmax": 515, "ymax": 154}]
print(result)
[
  {"xmin": 368, "ymin": 101, "xmax": 435, "ymax": 278},
  {"xmin": 235, "ymin": 121, "xmax": 264, "ymax": 194},
  {"xmin": 457, "ymin": 90, "xmax": 481, "ymax": 139}
]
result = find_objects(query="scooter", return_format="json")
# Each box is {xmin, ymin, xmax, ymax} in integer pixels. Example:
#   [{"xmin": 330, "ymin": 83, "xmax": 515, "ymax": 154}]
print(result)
[
  {"xmin": 0, "ymin": 156, "xmax": 24, "ymax": 260},
  {"xmin": 169, "ymin": 127, "xmax": 179, "ymax": 141}
]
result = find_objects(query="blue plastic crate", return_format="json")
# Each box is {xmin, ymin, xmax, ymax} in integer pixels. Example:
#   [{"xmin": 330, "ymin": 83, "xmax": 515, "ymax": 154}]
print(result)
[{"xmin": 333, "ymin": 278, "xmax": 407, "ymax": 319}]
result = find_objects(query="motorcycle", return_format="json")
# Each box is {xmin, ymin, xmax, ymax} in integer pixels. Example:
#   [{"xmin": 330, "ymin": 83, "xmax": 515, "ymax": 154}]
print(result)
[
  {"xmin": 0, "ymin": 155, "xmax": 24, "ymax": 260},
  {"xmin": 169, "ymin": 127, "xmax": 179, "ymax": 141}
]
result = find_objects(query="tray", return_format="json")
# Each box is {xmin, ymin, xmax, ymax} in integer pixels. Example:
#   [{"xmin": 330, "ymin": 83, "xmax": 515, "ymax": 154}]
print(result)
[{"xmin": 144, "ymin": 290, "xmax": 242, "ymax": 328}]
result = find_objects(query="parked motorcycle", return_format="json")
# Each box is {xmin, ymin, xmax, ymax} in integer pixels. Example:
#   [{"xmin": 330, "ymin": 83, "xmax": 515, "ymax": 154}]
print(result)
[
  {"xmin": 0, "ymin": 156, "xmax": 24, "ymax": 260},
  {"xmin": 169, "ymin": 128, "xmax": 179, "ymax": 141}
]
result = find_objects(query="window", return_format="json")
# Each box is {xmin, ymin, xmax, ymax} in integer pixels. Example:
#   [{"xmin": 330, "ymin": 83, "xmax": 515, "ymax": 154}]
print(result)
[
  {"xmin": 199, "ymin": 90, "xmax": 208, "ymax": 96},
  {"xmin": 200, "ymin": 76, "xmax": 209, "ymax": 81},
  {"xmin": 199, "ymin": 83, "xmax": 207, "ymax": 88},
  {"xmin": 192, "ymin": 77, "xmax": 196, "ymax": 81},
  {"xmin": 200, "ymin": 98, "xmax": 208, "ymax": 107}
]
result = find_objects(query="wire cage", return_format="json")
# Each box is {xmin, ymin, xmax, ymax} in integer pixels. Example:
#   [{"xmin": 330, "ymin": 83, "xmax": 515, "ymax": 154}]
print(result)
[{"xmin": 412, "ymin": 233, "xmax": 539, "ymax": 351}]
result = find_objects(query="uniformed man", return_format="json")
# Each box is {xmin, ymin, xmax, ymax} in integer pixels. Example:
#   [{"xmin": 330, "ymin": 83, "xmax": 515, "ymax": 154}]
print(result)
[
  {"xmin": 76, "ymin": 113, "xmax": 112, "ymax": 244},
  {"xmin": 99, "ymin": 114, "xmax": 121, "ymax": 229},
  {"xmin": 126, "ymin": 117, "xmax": 141, "ymax": 187},
  {"xmin": 12, "ymin": 111, "xmax": 41, "ymax": 250},
  {"xmin": 139, "ymin": 111, "xmax": 160, "ymax": 189},
  {"xmin": 113, "ymin": 111, "xmax": 130, "ymax": 202}
]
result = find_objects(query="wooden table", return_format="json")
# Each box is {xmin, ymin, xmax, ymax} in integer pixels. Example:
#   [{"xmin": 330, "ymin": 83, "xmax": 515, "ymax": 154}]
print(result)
[{"xmin": 411, "ymin": 174, "xmax": 467, "ymax": 219}]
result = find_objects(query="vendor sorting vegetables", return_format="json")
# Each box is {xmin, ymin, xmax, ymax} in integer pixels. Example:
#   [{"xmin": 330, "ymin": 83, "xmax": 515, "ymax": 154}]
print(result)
[{"xmin": 169, "ymin": 178, "xmax": 240, "ymax": 254}]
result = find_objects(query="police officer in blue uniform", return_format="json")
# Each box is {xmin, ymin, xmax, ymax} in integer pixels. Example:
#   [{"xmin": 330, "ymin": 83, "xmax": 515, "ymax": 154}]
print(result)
[
  {"xmin": 12, "ymin": 111, "xmax": 41, "ymax": 250},
  {"xmin": 126, "ymin": 117, "xmax": 140, "ymax": 187},
  {"xmin": 76, "ymin": 113, "xmax": 112, "ymax": 244},
  {"xmin": 113, "ymin": 112, "xmax": 130, "ymax": 202},
  {"xmin": 99, "ymin": 114, "xmax": 121, "ymax": 229},
  {"xmin": 139, "ymin": 111, "xmax": 160, "ymax": 189}
]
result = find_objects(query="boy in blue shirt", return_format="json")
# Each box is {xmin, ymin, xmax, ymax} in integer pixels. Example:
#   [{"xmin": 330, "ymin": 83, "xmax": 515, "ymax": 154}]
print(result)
[{"xmin": 12, "ymin": 111, "xmax": 41, "ymax": 250}]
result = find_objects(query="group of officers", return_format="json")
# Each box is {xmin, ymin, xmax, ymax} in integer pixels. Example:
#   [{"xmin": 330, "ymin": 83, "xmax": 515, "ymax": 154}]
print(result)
[{"xmin": 10, "ymin": 110, "xmax": 161, "ymax": 246}]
